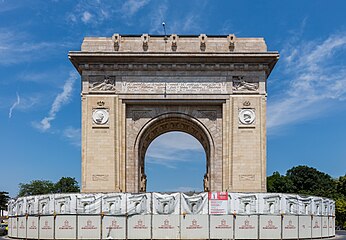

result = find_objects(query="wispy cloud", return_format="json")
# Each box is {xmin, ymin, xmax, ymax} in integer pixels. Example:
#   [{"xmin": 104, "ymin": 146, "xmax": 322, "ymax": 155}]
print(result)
[
  {"xmin": 146, "ymin": 132, "xmax": 204, "ymax": 168},
  {"xmin": 0, "ymin": 28, "xmax": 72, "ymax": 65},
  {"xmin": 63, "ymin": 127, "xmax": 81, "ymax": 146},
  {"xmin": 268, "ymin": 32, "xmax": 346, "ymax": 131},
  {"xmin": 33, "ymin": 72, "xmax": 77, "ymax": 131},
  {"xmin": 121, "ymin": 0, "xmax": 150, "ymax": 17},
  {"xmin": 8, "ymin": 92, "xmax": 20, "ymax": 118},
  {"xmin": 81, "ymin": 11, "xmax": 92, "ymax": 23}
]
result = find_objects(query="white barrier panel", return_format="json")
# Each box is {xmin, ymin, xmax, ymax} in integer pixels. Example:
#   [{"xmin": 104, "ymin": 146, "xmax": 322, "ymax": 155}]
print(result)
[
  {"xmin": 127, "ymin": 193, "xmax": 151, "ymax": 215},
  {"xmin": 27, "ymin": 216, "xmax": 39, "ymax": 239},
  {"xmin": 55, "ymin": 194, "xmax": 77, "ymax": 214},
  {"xmin": 298, "ymin": 215, "xmax": 311, "ymax": 239},
  {"xmin": 312, "ymin": 216, "xmax": 322, "ymax": 238},
  {"xmin": 16, "ymin": 198, "xmax": 26, "ymax": 216},
  {"xmin": 329, "ymin": 216, "xmax": 335, "ymax": 236},
  {"xmin": 259, "ymin": 194, "xmax": 281, "ymax": 215},
  {"xmin": 127, "ymin": 215, "xmax": 151, "ymax": 239},
  {"xmin": 322, "ymin": 216, "xmax": 328, "ymax": 238},
  {"xmin": 8, "ymin": 200, "xmax": 15, "ymax": 216},
  {"xmin": 76, "ymin": 194, "xmax": 102, "ymax": 214},
  {"xmin": 298, "ymin": 196, "xmax": 312, "ymax": 215},
  {"xmin": 102, "ymin": 216, "xmax": 126, "ymax": 239},
  {"xmin": 181, "ymin": 214, "xmax": 209, "ymax": 239},
  {"xmin": 102, "ymin": 193, "xmax": 126, "ymax": 215},
  {"xmin": 153, "ymin": 192, "xmax": 180, "ymax": 214},
  {"xmin": 77, "ymin": 215, "xmax": 101, "ymax": 239},
  {"xmin": 39, "ymin": 216, "xmax": 54, "ymax": 239},
  {"xmin": 234, "ymin": 194, "xmax": 258, "ymax": 214},
  {"xmin": 152, "ymin": 215, "xmax": 180, "ymax": 239},
  {"xmin": 209, "ymin": 192, "xmax": 229, "ymax": 215},
  {"xmin": 7, "ymin": 217, "xmax": 12, "ymax": 237},
  {"xmin": 282, "ymin": 215, "xmax": 298, "ymax": 239},
  {"xmin": 38, "ymin": 195, "xmax": 54, "ymax": 215},
  {"xmin": 11, "ymin": 217, "xmax": 18, "ymax": 238},
  {"xmin": 210, "ymin": 215, "xmax": 233, "ymax": 239},
  {"xmin": 259, "ymin": 215, "xmax": 281, "ymax": 239},
  {"xmin": 55, "ymin": 215, "xmax": 76, "ymax": 239},
  {"xmin": 282, "ymin": 194, "xmax": 298, "ymax": 215},
  {"xmin": 234, "ymin": 215, "xmax": 258, "ymax": 239},
  {"xmin": 17, "ymin": 216, "xmax": 26, "ymax": 239},
  {"xmin": 26, "ymin": 196, "xmax": 38, "ymax": 215},
  {"xmin": 181, "ymin": 192, "xmax": 208, "ymax": 214}
]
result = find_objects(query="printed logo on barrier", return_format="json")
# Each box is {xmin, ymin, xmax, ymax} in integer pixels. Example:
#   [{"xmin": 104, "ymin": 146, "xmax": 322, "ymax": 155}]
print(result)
[
  {"xmin": 323, "ymin": 220, "xmax": 328, "ymax": 229},
  {"xmin": 13, "ymin": 221, "xmax": 17, "ymax": 229},
  {"xmin": 158, "ymin": 219, "xmax": 174, "ymax": 229},
  {"xmin": 29, "ymin": 220, "xmax": 37, "ymax": 230},
  {"xmin": 215, "ymin": 219, "xmax": 232, "ymax": 229},
  {"xmin": 106, "ymin": 220, "xmax": 122, "ymax": 230},
  {"xmin": 263, "ymin": 219, "xmax": 278, "ymax": 230},
  {"xmin": 284, "ymin": 220, "xmax": 296, "ymax": 229},
  {"xmin": 313, "ymin": 220, "xmax": 320, "ymax": 229},
  {"xmin": 133, "ymin": 219, "xmax": 148, "ymax": 229},
  {"xmin": 42, "ymin": 220, "xmax": 52, "ymax": 230},
  {"xmin": 19, "ymin": 220, "xmax": 25, "ymax": 229},
  {"xmin": 81, "ymin": 220, "xmax": 97, "ymax": 230},
  {"xmin": 186, "ymin": 219, "xmax": 203, "ymax": 229},
  {"xmin": 59, "ymin": 220, "xmax": 73, "ymax": 230},
  {"xmin": 239, "ymin": 219, "xmax": 255, "ymax": 229}
]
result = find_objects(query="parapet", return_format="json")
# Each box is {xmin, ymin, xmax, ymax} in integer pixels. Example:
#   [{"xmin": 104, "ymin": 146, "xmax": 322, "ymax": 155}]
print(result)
[{"xmin": 81, "ymin": 34, "xmax": 268, "ymax": 53}]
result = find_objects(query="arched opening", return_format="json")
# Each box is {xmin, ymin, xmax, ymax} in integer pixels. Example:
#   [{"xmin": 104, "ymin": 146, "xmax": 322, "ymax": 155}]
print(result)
[
  {"xmin": 135, "ymin": 113, "xmax": 214, "ymax": 192},
  {"xmin": 144, "ymin": 131, "xmax": 206, "ymax": 192}
]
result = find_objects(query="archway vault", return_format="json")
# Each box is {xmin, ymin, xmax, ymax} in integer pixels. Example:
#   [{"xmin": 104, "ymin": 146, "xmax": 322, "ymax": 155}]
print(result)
[{"xmin": 135, "ymin": 113, "xmax": 215, "ymax": 192}]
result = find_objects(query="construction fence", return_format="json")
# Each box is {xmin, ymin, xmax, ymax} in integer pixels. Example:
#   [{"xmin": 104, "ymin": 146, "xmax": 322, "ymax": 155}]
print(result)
[{"xmin": 7, "ymin": 192, "xmax": 335, "ymax": 239}]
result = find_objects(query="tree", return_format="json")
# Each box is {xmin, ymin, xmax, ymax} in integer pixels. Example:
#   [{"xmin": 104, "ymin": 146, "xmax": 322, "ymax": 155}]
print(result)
[
  {"xmin": 54, "ymin": 177, "xmax": 79, "ymax": 193},
  {"xmin": 336, "ymin": 175, "xmax": 346, "ymax": 197},
  {"xmin": 335, "ymin": 197, "xmax": 346, "ymax": 229},
  {"xmin": 267, "ymin": 171, "xmax": 293, "ymax": 193},
  {"xmin": 0, "ymin": 191, "xmax": 10, "ymax": 216},
  {"xmin": 286, "ymin": 165, "xmax": 336, "ymax": 197},
  {"xmin": 18, "ymin": 180, "xmax": 55, "ymax": 197}
]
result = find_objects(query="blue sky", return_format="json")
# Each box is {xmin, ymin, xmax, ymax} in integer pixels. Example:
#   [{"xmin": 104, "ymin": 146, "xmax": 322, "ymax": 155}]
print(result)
[{"xmin": 1, "ymin": 0, "xmax": 346, "ymax": 197}]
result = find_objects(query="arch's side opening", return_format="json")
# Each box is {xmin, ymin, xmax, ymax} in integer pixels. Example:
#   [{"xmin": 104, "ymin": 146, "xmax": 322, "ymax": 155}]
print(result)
[{"xmin": 144, "ymin": 131, "xmax": 206, "ymax": 192}]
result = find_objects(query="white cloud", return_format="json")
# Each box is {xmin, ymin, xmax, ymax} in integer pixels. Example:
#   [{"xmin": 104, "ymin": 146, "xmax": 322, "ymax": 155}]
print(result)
[
  {"xmin": 8, "ymin": 92, "xmax": 20, "ymax": 118},
  {"xmin": 33, "ymin": 72, "xmax": 77, "ymax": 131},
  {"xmin": 63, "ymin": 127, "xmax": 81, "ymax": 146},
  {"xmin": 146, "ymin": 132, "xmax": 205, "ymax": 168},
  {"xmin": 81, "ymin": 11, "xmax": 92, "ymax": 23},
  {"xmin": 121, "ymin": 0, "xmax": 150, "ymax": 17},
  {"xmin": 268, "ymin": 32, "xmax": 346, "ymax": 131},
  {"xmin": 0, "ymin": 28, "xmax": 73, "ymax": 65}
]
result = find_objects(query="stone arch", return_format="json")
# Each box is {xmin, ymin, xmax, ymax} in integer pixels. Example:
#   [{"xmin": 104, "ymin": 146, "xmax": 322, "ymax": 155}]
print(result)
[{"xmin": 134, "ymin": 112, "xmax": 215, "ymax": 192}]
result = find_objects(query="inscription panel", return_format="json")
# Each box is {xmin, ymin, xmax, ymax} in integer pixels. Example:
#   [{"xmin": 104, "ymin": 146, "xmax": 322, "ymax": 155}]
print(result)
[{"xmin": 119, "ymin": 76, "xmax": 229, "ymax": 94}]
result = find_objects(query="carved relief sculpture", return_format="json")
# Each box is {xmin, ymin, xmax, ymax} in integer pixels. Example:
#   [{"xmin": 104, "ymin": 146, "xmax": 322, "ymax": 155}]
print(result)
[{"xmin": 90, "ymin": 77, "xmax": 115, "ymax": 91}]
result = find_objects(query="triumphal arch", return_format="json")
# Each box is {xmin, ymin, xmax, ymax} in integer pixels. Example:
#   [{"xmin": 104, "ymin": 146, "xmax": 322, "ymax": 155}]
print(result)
[{"xmin": 69, "ymin": 34, "xmax": 279, "ymax": 193}]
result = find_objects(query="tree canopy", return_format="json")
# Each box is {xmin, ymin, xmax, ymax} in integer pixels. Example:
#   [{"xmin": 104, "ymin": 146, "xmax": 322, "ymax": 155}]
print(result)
[
  {"xmin": 0, "ymin": 191, "xmax": 10, "ymax": 216},
  {"xmin": 18, "ymin": 177, "xmax": 80, "ymax": 197},
  {"xmin": 267, "ymin": 166, "xmax": 346, "ymax": 229}
]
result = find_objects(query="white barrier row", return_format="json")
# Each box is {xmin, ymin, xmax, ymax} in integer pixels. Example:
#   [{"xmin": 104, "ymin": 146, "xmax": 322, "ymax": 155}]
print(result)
[
  {"xmin": 8, "ymin": 192, "xmax": 335, "ymax": 216},
  {"xmin": 7, "ymin": 192, "xmax": 335, "ymax": 239},
  {"xmin": 8, "ymin": 215, "xmax": 335, "ymax": 239}
]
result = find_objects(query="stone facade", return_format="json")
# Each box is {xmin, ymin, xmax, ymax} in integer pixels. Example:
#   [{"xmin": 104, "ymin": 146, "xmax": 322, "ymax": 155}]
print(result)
[{"xmin": 69, "ymin": 34, "xmax": 279, "ymax": 193}]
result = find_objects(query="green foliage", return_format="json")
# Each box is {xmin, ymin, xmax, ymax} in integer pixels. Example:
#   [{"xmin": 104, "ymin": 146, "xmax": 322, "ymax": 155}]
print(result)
[
  {"xmin": 335, "ymin": 197, "xmax": 346, "ymax": 229},
  {"xmin": 267, "ymin": 171, "xmax": 293, "ymax": 193},
  {"xmin": 0, "ymin": 191, "xmax": 10, "ymax": 214},
  {"xmin": 286, "ymin": 165, "xmax": 336, "ymax": 197},
  {"xmin": 54, "ymin": 177, "xmax": 79, "ymax": 193},
  {"xmin": 267, "ymin": 166, "xmax": 346, "ymax": 229},
  {"xmin": 18, "ymin": 180, "xmax": 55, "ymax": 197},
  {"xmin": 18, "ymin": 177, "xmax": 80, "ymax": 197}
]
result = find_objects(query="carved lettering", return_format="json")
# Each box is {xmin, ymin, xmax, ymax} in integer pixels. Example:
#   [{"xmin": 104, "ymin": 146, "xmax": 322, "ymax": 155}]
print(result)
[{"xmin": 92, "ymin": 174, "xmax": 109, "ymax": 181}]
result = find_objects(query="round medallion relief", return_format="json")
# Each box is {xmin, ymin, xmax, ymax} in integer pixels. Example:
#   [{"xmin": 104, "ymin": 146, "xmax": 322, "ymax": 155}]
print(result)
[
  {"xmin": 92, "ymin": 109, "xmax": 109, "ymax": 125},
  {"xmin": 239, "ymin": 109, "xmax": 255, "ymax": 125}
]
